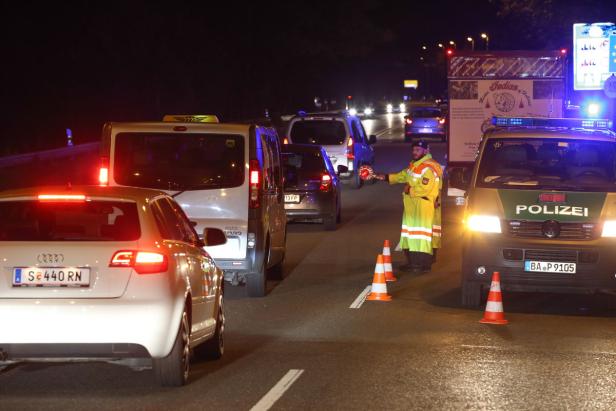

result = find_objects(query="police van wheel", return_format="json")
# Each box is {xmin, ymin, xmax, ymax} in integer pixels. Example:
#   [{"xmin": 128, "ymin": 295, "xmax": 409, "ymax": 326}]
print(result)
[
  {"xmin": 461, "ymin": 280, "xmax": 482, "ymax": 308},
  {"xmin": 350, "ymin": 170, "xmax": 363, "ymax": 189}
]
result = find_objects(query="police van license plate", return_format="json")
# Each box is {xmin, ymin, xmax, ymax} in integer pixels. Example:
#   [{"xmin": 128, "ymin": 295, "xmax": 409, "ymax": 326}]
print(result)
[
  {"xmin": 420, "ymin": 128, "xmax": 432, "ymax": 133},
  {"xmin": 524, "ymin": 261, "xmax": 576, "ymax": 274},
  {"xmin": 284, "ymin": 194, "xmax": 300, "ymax": 203},
  {"xmin": 13, "ymin": 267, "xmax": 90, "ymax": 287}
]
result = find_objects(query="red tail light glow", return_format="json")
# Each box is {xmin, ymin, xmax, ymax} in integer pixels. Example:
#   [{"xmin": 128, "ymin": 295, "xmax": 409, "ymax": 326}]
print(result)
[
  {"xmin": 249, "ymin": 159, "xmax": 261, "ymax": 208},
  {"xmin": 438, "ymin": 118, "xmax": 446, "ymax": 125},
  {"xmin": 283, "ymin": 137, "xmax": 289, "ymax": 145},
  {"xmin": 99, "ymin": 157, "xmax": 109, "ymax": 186},
  {"xmin": 320, "ymin": 174, "xmax": 333, "ymax": 192},
  {"xmin": 405, "ymin": 118, "xmax": 413, "ymax": 125},
  {"xmin": 110, "ymin": 250, "xmax": 168, "ymax": 274},
  {"xmin": 38, "ymin": 194, "xmax": 86, "ymax": 202},
  {"xmin": 346, "ymin": 137, "xmax": 355, "ymax": 160}
]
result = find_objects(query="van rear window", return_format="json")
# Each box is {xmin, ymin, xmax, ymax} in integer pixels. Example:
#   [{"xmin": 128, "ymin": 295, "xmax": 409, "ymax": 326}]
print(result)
[
  {"xmin": 114, "ymin": 133, "xmax": 244, "ymax": 190},
  {"xmin": 0, "ymin": 200, "xmax": 140, "ymax": 241},
  {"xmin": 290, "ymin": 121, "xmax": 347, "ymax": 145}
]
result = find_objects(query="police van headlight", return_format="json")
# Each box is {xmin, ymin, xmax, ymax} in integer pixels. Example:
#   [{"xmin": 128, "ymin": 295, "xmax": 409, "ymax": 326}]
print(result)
[
  {"xmin": 601, "ymin": 221, "xmax": 616, "ymax": 237},
  {"xmin": 466, "ymin": 215, "xmax": 502, "ymax": 233}
]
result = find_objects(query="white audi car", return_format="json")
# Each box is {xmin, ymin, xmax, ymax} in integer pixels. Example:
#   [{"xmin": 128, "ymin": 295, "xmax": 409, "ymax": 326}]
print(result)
[{"xmin": 0, "ymin": 186, "xmax": 226, "ymax": 386}]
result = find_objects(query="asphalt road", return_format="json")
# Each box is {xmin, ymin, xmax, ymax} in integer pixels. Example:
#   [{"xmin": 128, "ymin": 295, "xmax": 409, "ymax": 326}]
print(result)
[{"xmin": 3, "ymin": 114, "xmax": 616, "ymax": 410}]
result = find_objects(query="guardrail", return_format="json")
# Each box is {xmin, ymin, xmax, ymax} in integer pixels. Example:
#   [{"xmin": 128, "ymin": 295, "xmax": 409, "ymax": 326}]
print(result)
[{"xmin": 0, "ymin": 142, "xmax": 100, "ymax": 168}]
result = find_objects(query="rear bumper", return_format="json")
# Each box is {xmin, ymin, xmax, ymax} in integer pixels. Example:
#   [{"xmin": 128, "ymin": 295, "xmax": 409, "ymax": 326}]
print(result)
[
  {"xmin": 462, "ymin": 233, "xmax": 616, "ymax": 293},
  {"xmin": 0, "ymin": 296, "xmax": 182, "ymax": 359},
  {"xmin": 284, "ymin": 191, "xmax": 336, "ymax": 220}
]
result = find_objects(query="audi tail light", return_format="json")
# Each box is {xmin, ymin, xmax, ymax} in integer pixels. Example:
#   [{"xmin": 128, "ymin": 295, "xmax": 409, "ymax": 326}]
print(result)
[
  {"xmin": 249, "ymin": 159, "xmax": 261, "ymax": 209},
  {"xmin": 320, "ymin": 174, "xmax": 333, "ymax": 192},
  {"xmin": 110, "ymin": 250, "xmax": 168, "ymax": 274},
  {"xmin": 38, "ymin": 194, "xmax": 86, "ymax": 202},
  {"xmin": 346, "ymin": 137, "xmax": 355, "ymax": 160}
]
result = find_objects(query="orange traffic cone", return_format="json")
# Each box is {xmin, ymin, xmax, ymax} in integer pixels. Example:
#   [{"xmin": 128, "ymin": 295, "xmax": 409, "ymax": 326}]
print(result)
[
  {"xmin": 382, "ymin": 240, "xmax": 397, "ymax": 282},
  {"xmin": 366, "ymin": 255, "xmax": 392, "ymax": 301},
  {"xmin": 480, "ymin": 271, "xmax": 508, "ymax": 325}
]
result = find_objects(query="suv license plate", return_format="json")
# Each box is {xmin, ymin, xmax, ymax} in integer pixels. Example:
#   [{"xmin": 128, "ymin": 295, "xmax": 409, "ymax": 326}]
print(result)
[
  {"xmin": 13, "ymin": 267, "xmax": 91, "ymax": 287},
  {"xmin": 524, "ymin": 261, "xmax": 576, "ymax": 274},
  {"xmin": 284, "ymin": 194, "xmax": 300, "ymax": 203}
]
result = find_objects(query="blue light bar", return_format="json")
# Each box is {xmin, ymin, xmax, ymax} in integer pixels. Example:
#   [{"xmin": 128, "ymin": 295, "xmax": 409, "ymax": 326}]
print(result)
[{"xmin": 491, "ymin": 117, "xmax": 613, "ymax": 130}]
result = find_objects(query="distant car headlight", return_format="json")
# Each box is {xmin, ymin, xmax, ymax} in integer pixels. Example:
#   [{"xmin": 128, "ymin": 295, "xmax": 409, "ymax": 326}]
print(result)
[
  {"xmin": 349, "ymin": 108, "xmax": 358, "ymax": 116},
  {"xmin": 399, "ymin": 103, "xmax": 406, "ymax": 112},
  {"xmin": 386, "ymin": 104, "xmax": 393, "ymax": 113},
  {"xmin": 466, "ymin": 215, "xmax": 501, "ymax": 233},
  {"xmin": 364, "ymin": 107, "xmax": 373, "ymax": 115},
  {"xmin": 602, "ymin": 221, "xmax": 616, "ymax": 237}
]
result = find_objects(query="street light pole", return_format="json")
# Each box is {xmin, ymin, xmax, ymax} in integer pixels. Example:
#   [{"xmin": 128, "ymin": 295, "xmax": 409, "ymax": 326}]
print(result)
[
  {"xmin": 481, "ymin": 33, "xmax": 489, "ymax": 50},
  {"xmin": 467, "ymin": 37, "xmax": 475, "ymax": 51}
]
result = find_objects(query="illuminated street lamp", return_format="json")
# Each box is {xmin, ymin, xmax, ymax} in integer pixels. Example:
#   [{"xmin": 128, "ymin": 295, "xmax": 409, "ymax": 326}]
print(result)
[
  {"xmin": 421, "ymin": 45, "xmax": 427, "ymax": 50},
  {"xmin": 449, "ymin": 40, "xmax": 456, "ymax": 49},
  {"xmin": 481, "ymin": 33, "xmax": 489, "ymax": 50},
  {"xmin": 467, "ymin": 36, "xmax": 475, "ymax": 51},
  {"xmin": 437, "ymin": 43, "xmax": 444, "ymax": 48}
]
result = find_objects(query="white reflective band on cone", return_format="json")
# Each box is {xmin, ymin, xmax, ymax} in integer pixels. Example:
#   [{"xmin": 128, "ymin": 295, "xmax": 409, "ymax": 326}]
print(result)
[
  {"xmin": 384, "ymin": 263, "xmax": 393, "ymax": 271},
  {"xmin": 371, "ymin": 283, "xmax": 388, "ymax": 293},
  {"xmin": 485, "ymin": 301, "xmax": 504, "ymax": 313},
  {"xmin": 490, "ymin": 282, "xmax": 501, "ymax": 293},
  {"xmin": 374, "ymin": 265, "xmax": 384, "ymax": 274},
  {"xmin": 383, "ymin": 248, "xmax": 391, "ymax": 256}
]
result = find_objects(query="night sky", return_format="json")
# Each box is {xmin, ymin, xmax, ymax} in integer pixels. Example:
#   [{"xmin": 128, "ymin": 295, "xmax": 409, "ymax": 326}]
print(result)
[{"xmin": 0, "ymin": 0, "xmax": 611, "ymax": 153}]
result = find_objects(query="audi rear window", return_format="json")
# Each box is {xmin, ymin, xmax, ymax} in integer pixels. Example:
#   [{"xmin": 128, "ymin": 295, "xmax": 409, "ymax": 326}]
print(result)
[
  {"xmin": 289, "ymin": 120, "xmax": 347, "ymax": 145},
  {"xmin": 0, "ymin": 200, "xmax": 140, "ymax": 241}
]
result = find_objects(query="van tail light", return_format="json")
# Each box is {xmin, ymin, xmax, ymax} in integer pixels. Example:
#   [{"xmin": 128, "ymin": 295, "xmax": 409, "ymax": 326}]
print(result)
[
  {"xmin": 249, "ymin": 159, "xmax": 261, "ymax": 209},
  {"xmin": 109, "ymin": 250, "xmax": 168, "ymax": 274},
  {"xmin": 405, "ymin": 118, "xmax": 413, "ymax": 125},
  {"xmin": 320, "ymin": 173, "xmax": 333, "ymax": 192},
  {"xmin": 283, "ymin": 137, "xmax": 289, "ymax": 145},
  {"xmin": 438, "ymin": 118, "xmax": 446, "ymax": 125},
  {"xmin": 99, "ymin": 157, "xmax": 109, "ymax": 186},
  {"xmin": 346, "ymin": 137, "xmax": 355, "ymax": 160}
]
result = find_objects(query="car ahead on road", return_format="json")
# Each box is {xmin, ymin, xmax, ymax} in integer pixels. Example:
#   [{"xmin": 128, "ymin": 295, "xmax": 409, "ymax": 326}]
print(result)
[
  {"xmin": 404, "ymin": 106, "xmax": 446, "ymax": 142},
  {"xmin": 99, "ymin": 116, "xmax": 287, "ymax": 297},
  {"xmin": 449, "ymin": 117, "xmax": 616, "ymax": 307},
  {"xmin": 0, "ymin": 186, "xmax": 227, "ymax": 386},
  {"xmin": 281, "ymin": 144, "xmax": 342, "ymax": 230},
  {"xmin": 285, "ymin": 111, "xmax": 377, "ymax": 189}
]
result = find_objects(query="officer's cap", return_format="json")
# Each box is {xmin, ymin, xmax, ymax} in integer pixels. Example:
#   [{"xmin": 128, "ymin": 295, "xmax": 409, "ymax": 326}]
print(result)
[{"xmin": 412, "ymin": 140, "xmax": 429, "ymax": 149}]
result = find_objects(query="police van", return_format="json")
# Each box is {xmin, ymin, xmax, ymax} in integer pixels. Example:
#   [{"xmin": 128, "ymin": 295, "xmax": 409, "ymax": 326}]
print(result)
[
  {"xmin": 98, "ymin": 115, "xmax": 286, "ymax": 297},
  {"xmin": 449, "ymin": 117, "xmax": 616, "ymax": 307}
]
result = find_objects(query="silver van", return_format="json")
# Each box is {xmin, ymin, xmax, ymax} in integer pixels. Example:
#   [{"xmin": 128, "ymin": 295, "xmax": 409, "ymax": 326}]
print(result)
[{"xmin": 99, "ymin": 117, "xmax": 286, "ymax": 297}]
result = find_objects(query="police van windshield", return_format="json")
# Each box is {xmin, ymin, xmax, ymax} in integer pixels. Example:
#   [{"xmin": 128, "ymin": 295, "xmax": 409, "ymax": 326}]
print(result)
[
  {"xmin": 114, "ymin": 133, "xmax": 244, "ymax": 190},
  {"xmin": 290, "ymin": 120, "xmax": 347, "ymax": 145},
  {"xmin": 477, "ymin": 138, "xmax": 616, "ymax": 192}
]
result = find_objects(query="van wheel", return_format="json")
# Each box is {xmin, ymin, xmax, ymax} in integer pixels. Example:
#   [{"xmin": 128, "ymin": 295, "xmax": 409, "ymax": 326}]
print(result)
[
  {"xmin": 196, "ymin": 295, "xmax": 225, "ymax": 360},
  {"xmin": 153, "ymin": 309, "xmax": 191, "ymax": 386},
  {"xmin": 350, "ymin": 170, "xmax": 363, "ymax": 189},
  {"xmin": 247, "ymin": 244, "xmax": 268, "ymax": 297},
  {"xmin": 461, "ymin": 280, "xmax": 482, "ymax": 308}
]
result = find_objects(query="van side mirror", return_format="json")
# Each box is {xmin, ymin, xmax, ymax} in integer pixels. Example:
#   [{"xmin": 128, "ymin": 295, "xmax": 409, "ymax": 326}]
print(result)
[
  {"xmin": 202, "ymin": 228, "xmax": 227, "ymax": 247},
  {"xmin": 337, "ymin": 165, "xmax": 349, "ymax": 175},
  {"xmin": 368, "ymin": 135, "xmax": 377, "ymax": 145},
  {"xmin": 448, "ymin": 167, "xmax": 472, "ymax": 191}
]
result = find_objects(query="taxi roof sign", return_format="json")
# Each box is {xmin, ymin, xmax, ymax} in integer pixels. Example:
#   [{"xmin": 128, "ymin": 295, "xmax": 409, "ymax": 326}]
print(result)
[
  {"xmin": 491, "ymin": 116, "xmax": 613, "ymax": 130},
  {"xmin": 163, "ymin": 114, "xmax": 220, "ymax": 123}
]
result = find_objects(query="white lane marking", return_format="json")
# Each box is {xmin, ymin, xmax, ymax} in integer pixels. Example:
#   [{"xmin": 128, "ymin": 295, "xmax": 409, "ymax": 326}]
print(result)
[
  {"xmin": 376, "ymin": 127, "xmax": 393, "ymax": 137},
  {"xmin": 349, "ymin": 285, "xmax": 372, "ymax": 309},
  {"xmin": 250, "ymin": 369, "xmax": 304, "ymax": 411}
]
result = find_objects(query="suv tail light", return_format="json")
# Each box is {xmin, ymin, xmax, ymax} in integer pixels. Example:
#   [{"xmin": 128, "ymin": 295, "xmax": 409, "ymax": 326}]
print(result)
[
  {"xmin": 99, "ymin": 157, "xmax": 109, "ymax": 186},
  {"xmin": 249, "ymin": 159, "xmax": 261, "ymax": 209},
  {"xmin": 110, "ymin": 250, "xmax": 168, "ymax": 274},
  {"xmin": 405, "ymin": 118, "xmax": 413, "ymax": 125},
  {"xmin": 438, "ymin": 118, "xmax": 446, "ymax": 125},
  {"xmin": 346, "ymin": 137, "xmax": 355, "ymax": 160},
  {"xmin": 320, "ymin": 173, "xmax": 333, "ymax": 192}
]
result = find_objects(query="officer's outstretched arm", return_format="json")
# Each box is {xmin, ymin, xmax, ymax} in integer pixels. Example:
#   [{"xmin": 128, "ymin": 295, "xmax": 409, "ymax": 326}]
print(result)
[{"xmin": 387, "ymin": 169, "xmax": 408, "ymax": 184}]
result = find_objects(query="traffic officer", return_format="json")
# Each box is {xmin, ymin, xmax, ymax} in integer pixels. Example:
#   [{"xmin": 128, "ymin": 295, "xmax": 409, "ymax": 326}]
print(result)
[{"xmin": 375, "ymin": 140, "xmax": 439, "ymax": 272}]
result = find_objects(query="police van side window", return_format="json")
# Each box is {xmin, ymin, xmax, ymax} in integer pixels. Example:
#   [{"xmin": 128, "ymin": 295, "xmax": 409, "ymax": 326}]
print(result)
[
  {"xmin": 261, "ymin": 134, "xmax": 273, "ymax": 191},
  {"xmin": 267, "ymin": 134, "xmax": 283, "ymax": 189},
  {"xmin": 352, "ymin": 120, "xmax": 365, "ymax": 143}
]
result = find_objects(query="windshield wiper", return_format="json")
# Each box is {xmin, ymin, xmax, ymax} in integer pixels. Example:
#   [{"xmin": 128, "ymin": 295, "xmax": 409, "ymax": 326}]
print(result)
[{"xmin": 171, "ymin": 182, "xmax": 223, "ymax": 198}]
